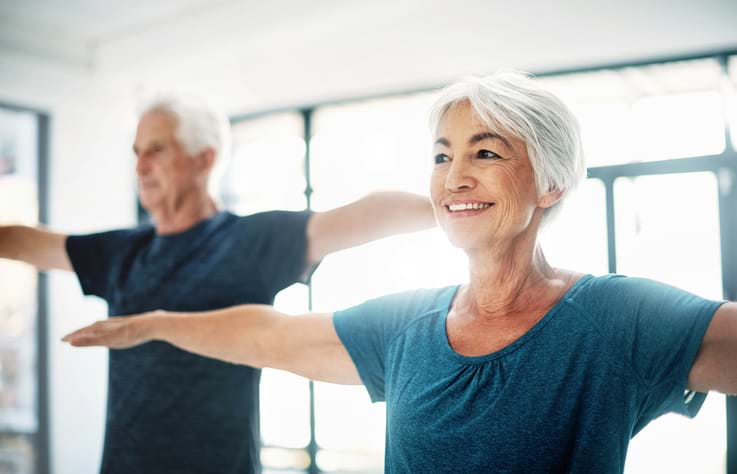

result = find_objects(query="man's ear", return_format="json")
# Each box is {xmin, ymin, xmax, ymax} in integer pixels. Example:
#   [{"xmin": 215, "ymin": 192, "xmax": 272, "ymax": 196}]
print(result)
[
  {"xmin": 538, "ymin": 188, "xmax": 564, "ymax": 209},
  {"xmin": 197, "ymin": 148, "xmax": 217, "ymax": 172}
]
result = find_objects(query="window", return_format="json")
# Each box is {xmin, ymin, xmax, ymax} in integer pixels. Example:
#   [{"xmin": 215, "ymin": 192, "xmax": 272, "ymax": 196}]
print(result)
[
  {"xmin": 310, "ymin": 93, "xmax": 466, "ymax": 473},
  {"xmin": 615, "ymin": 172, "xmax": 725, "ymax": 473},
  {"xmin": 0, "ymin": 106, "xmax": 45, "ymax": 474}
]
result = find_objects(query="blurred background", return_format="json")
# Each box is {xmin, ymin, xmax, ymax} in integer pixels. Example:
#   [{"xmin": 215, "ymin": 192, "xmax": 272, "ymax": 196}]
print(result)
[{"xmin": 1, "ymin": 0, "xmax": 737, "ymax": 472}]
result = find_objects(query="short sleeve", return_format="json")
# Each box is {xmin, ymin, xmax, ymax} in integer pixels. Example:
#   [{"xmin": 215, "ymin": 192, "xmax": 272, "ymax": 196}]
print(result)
[
  {"xmin": 333, "ymin": 288, "xmax": 454, "ymax": 402},
  {"xmin": 65, "ymin": 229, "xmax": 142, "ymax": 300},
  {"xmin": 581, "ymin": 275, "xmax": 724, "ymax": 423},
  {"xmin": 248, "ymin": 211, "xmax": 313, "ymax": 294}
]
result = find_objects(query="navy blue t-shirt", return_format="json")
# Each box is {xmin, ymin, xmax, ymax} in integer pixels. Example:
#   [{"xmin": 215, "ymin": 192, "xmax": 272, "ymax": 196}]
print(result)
[
  {"xmin": 66, "ymin": 210, "xmax": 313, "ymax": 474},
  {"xmin": 333, "ymin": 274, "xmax": 724, "ymax": 473}
]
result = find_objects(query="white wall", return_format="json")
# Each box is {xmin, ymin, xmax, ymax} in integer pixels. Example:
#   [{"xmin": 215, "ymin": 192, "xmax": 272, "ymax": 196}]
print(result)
[{"xmin": 0, "ymin": 1, "xmax": 736, "ymax": 472}]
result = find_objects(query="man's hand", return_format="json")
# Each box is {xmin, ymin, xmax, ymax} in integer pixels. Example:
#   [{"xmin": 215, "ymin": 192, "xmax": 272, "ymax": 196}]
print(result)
[{"xmin": 62, "ymin": 313, "xmax": 159, "ymax": 349}]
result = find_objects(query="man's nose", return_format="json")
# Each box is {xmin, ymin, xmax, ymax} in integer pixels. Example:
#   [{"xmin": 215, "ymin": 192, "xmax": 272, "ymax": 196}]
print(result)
[{"xmin": 135, "ymin": 155, "xmax": 149, "ymax": 176}]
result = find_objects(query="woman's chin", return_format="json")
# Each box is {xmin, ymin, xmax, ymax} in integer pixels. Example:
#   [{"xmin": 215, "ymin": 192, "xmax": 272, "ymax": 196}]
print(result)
[{"xmin": 443, "ymin": 229, "xmax": 483, "ymax": 251}]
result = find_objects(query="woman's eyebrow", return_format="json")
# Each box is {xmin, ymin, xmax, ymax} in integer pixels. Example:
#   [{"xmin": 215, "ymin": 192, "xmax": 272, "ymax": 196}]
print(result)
[{"xmin": 469, "ymin": 132, "xmax": 511, "ymax": 149}]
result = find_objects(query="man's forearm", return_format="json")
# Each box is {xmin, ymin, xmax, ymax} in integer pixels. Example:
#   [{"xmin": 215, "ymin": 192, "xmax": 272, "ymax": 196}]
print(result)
[
  {"xmin": 306, "ymin": 191, "xmax": 436, "ymax": 262},
  {"xmin": 362, "ymin": 191, "xmax": 437, "ymax": 236}
]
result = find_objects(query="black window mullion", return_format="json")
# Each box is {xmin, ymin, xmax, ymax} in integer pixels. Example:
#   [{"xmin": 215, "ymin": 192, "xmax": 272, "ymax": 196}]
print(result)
[
  {"xmin": 718, "ymin": 52, "xmax": 737, "ymax": 472},
  {"xmin": 302, "ymin": 107, "xmax": 320, "ymax": 474},
  {"xmin": 36, "ymin": 112, "xmax": 51, "ymax": 474}
]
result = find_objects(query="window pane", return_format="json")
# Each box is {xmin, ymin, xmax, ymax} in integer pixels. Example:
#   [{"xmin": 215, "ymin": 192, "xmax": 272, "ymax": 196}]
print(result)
[
  {"xmin": 540, "ymin": 178, "xmax": 608, "ymax": 275},
  {"xmin": 0, "ymin": 107, "xmax": 39, "ymax": 472},
  {"xmin": 316, "ymin": 448, "xmax": 382, "ymax": 473},
  {"xmin": 310, "ymin": 94, "xmax": 467, "ymax": 472},
  {"xmin": 260, "ymin": 368, "xmax": 310, "ymax": 450},
  {"xmin": 615, "ymin": 173, "xmax": 722, "ymax": 299},
  {"xmin": 261, "ymin": 285, "xmax": 311, "ymax": 453},
  {"xmin": 728, "ymin": 55, "xmax": 737, "ymax": 151},
  {"xmin": 310, "ymin": 91, "xmax": 438, "ymax": 210},
  {"xmin": 229, "ymin": 113, "xmax": 312, "ymax": 461},
  {"xmin": 614, "ymin": 172, "xmax": 725, "ymax": 473},
  {"xmin": 540, "ymin": 59, "xmax": 727, "ymax": 167},
  {"xmin": 224, "ymin": 113, "xmax": 306, "ymax": 214},
  {"xmin": 0, "ymin": 434, "xmax": 34, "ymax": 473},
  {"xmin": 573, "ymin": 101, "xmax": 633, "ymax": 167},
  {"xmin": 630, "ymin": 92, "xmax": 725, "ymax": 161},
  {"xmin": 313, "ymin": 383, "xmax": 384, "ymax": 472},
  {"xmin": 260, "ymin": 446, "xmax": 310, "ymax": 471}
]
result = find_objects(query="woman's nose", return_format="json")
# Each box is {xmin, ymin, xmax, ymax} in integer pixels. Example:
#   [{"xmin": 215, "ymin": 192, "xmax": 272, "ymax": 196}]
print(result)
[{"xmin": 445, "ymin": 159, "xmax": 475, "ymax": 191}]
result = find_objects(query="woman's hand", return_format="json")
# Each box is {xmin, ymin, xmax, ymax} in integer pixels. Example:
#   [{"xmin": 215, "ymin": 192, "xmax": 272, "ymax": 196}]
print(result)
[{"xmin": 62, "ymin": 312, "xmax": 161, "ymax": 349}]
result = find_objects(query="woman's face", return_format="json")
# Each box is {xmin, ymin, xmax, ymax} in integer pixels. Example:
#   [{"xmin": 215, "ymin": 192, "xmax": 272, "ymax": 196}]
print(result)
[{"xmin": 430, "ymin": 101, "xmax": 555, "ymax": 251}]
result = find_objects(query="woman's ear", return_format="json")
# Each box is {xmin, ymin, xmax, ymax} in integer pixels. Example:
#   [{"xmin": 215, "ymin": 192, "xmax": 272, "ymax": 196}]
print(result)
[{"xmin": 538, "ymin": 188, "xmax": 564, "ymax": 209}]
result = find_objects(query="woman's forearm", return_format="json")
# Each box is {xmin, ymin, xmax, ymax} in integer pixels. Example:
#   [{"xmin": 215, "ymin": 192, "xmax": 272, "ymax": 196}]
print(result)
[
  {"xmin": 63, "ymin": 305, "xmax": 357, "ymax": 383},
  {"xmin": 150, "ymin": 305, "xmax": 282, "ymax": 367},
  {"xmin": 64, "ymin": 304, "xmax": 286, "ymax": 368}
]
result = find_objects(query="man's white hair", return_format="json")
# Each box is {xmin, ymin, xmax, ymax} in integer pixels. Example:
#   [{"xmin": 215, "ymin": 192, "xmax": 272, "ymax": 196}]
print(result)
[
  {"xmin": 141, "ymin": 94, "xmax": 232, "ymax": 198},
  {"xmin": 429, "ymin": 71, "xmax": 586, "ymax": 224}
]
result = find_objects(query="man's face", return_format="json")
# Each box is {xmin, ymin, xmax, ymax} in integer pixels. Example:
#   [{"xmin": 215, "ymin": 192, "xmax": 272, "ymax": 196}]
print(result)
[{"xmin": 133, "ymin": 111, "xmax": 203, "ymax": 212}]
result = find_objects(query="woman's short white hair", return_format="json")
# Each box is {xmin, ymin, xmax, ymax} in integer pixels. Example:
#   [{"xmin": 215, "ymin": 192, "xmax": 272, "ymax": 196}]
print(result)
[
  {"xmin": 429, "ymin": 71, "xmax": 586, "ymax": 224},
  {"xmin": 141, "ymin": 94, "xmax": 232, "ymax": 197}
]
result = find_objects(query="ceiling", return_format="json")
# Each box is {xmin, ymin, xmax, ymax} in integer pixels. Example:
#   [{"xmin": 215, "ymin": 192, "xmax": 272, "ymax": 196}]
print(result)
[
  {"xmin": 0, "ymin": 0, "xmax": 349, "ymax": 67},
  {"xmin": 1, "ymin": 0, "xmax": 737, "ymax": 112}
]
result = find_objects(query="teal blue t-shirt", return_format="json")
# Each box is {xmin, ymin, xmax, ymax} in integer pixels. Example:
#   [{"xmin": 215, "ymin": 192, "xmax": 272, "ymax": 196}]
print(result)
[{"xmin": 333, "ymin": 274, "xmax": 724, "ymax": 473}]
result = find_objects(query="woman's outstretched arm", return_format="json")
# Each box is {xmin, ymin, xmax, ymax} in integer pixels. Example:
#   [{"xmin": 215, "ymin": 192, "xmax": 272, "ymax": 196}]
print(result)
[
  {"xmin": 63, "ymin": 306, "xmax": 361, "ymax": 385},
  {"xmin": 689, "ymin": 302, "xmax": 737, "ymax": 394}
]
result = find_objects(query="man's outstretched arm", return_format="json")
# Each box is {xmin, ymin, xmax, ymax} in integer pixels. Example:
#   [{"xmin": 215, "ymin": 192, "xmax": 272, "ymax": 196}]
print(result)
[
  {"xmin": 63, "ymin": 306, "xmax": 361, "ymax": 385},
  {"xmin": 306, "ymin": 191, "xmax": 435, "ymax": 264},
  {"xmin": 0, "ymin": 225, "xmax": 72, "ymax": 271}
]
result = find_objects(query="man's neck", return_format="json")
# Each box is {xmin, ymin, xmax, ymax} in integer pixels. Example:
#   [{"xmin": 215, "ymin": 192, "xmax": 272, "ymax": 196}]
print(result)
[{"xmin": 149, "ymin": 194, "xmax": 219, "ymax": 235}]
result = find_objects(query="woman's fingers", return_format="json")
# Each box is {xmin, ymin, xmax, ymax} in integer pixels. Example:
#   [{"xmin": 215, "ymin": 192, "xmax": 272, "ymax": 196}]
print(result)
[{"xmin": 62, "ymin": 320, "xmax": 134, "ymax": 348}]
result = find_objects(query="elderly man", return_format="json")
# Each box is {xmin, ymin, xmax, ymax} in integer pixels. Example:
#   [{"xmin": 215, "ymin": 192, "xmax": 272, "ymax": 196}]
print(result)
[{"xmin": 0, "ymin": 96, "xmax": 435, "ymax": 473}]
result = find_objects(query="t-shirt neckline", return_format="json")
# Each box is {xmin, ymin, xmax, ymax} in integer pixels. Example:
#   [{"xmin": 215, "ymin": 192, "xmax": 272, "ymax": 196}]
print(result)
[
  {"xmin": 438, "ymin": 274, "xmax": 594, "ymax": 364},
  {"xmin": 153, "ymin": 211, "xmax": 230, "ymax": 241}
]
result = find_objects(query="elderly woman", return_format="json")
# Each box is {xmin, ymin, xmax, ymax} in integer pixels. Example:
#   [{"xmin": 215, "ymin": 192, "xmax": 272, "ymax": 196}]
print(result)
[{"xmin": 64, "ymin": 72, "xmax": 736, "ymax": 473}]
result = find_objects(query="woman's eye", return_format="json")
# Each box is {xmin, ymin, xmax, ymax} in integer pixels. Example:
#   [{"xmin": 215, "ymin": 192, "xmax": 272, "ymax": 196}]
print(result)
[
  {"xmin": 434, "ymin": 153, "xmax": 450, "ymax": 164},
  {"xmin": 477, "ymin": 149, "xmax": 499, "ymax": 159}
]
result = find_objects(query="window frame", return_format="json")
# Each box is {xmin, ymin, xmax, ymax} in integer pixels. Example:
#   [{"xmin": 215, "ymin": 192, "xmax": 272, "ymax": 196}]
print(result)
[{"xmin": 0, "ymin": 101, "xmax": 51, "ymax": 474}]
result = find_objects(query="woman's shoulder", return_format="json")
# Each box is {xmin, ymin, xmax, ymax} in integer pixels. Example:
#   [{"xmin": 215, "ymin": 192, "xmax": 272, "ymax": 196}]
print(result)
[
  {"xmin": 564, "ymin": 272, "xmax": 717, "ymax": 316},
  {"xmin": 348, "ymin": 285, "xmax": 459, "ymax": 318}
]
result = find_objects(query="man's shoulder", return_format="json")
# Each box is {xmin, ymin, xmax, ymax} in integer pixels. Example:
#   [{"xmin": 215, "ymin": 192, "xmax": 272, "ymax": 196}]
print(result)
[
  {"xmin": 227, "ymin": 209, "xmax": 312, "ymax": 234},
  {"xmin": 69, "ymin": 223, "xmax": 153, "ymax": 245}
]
